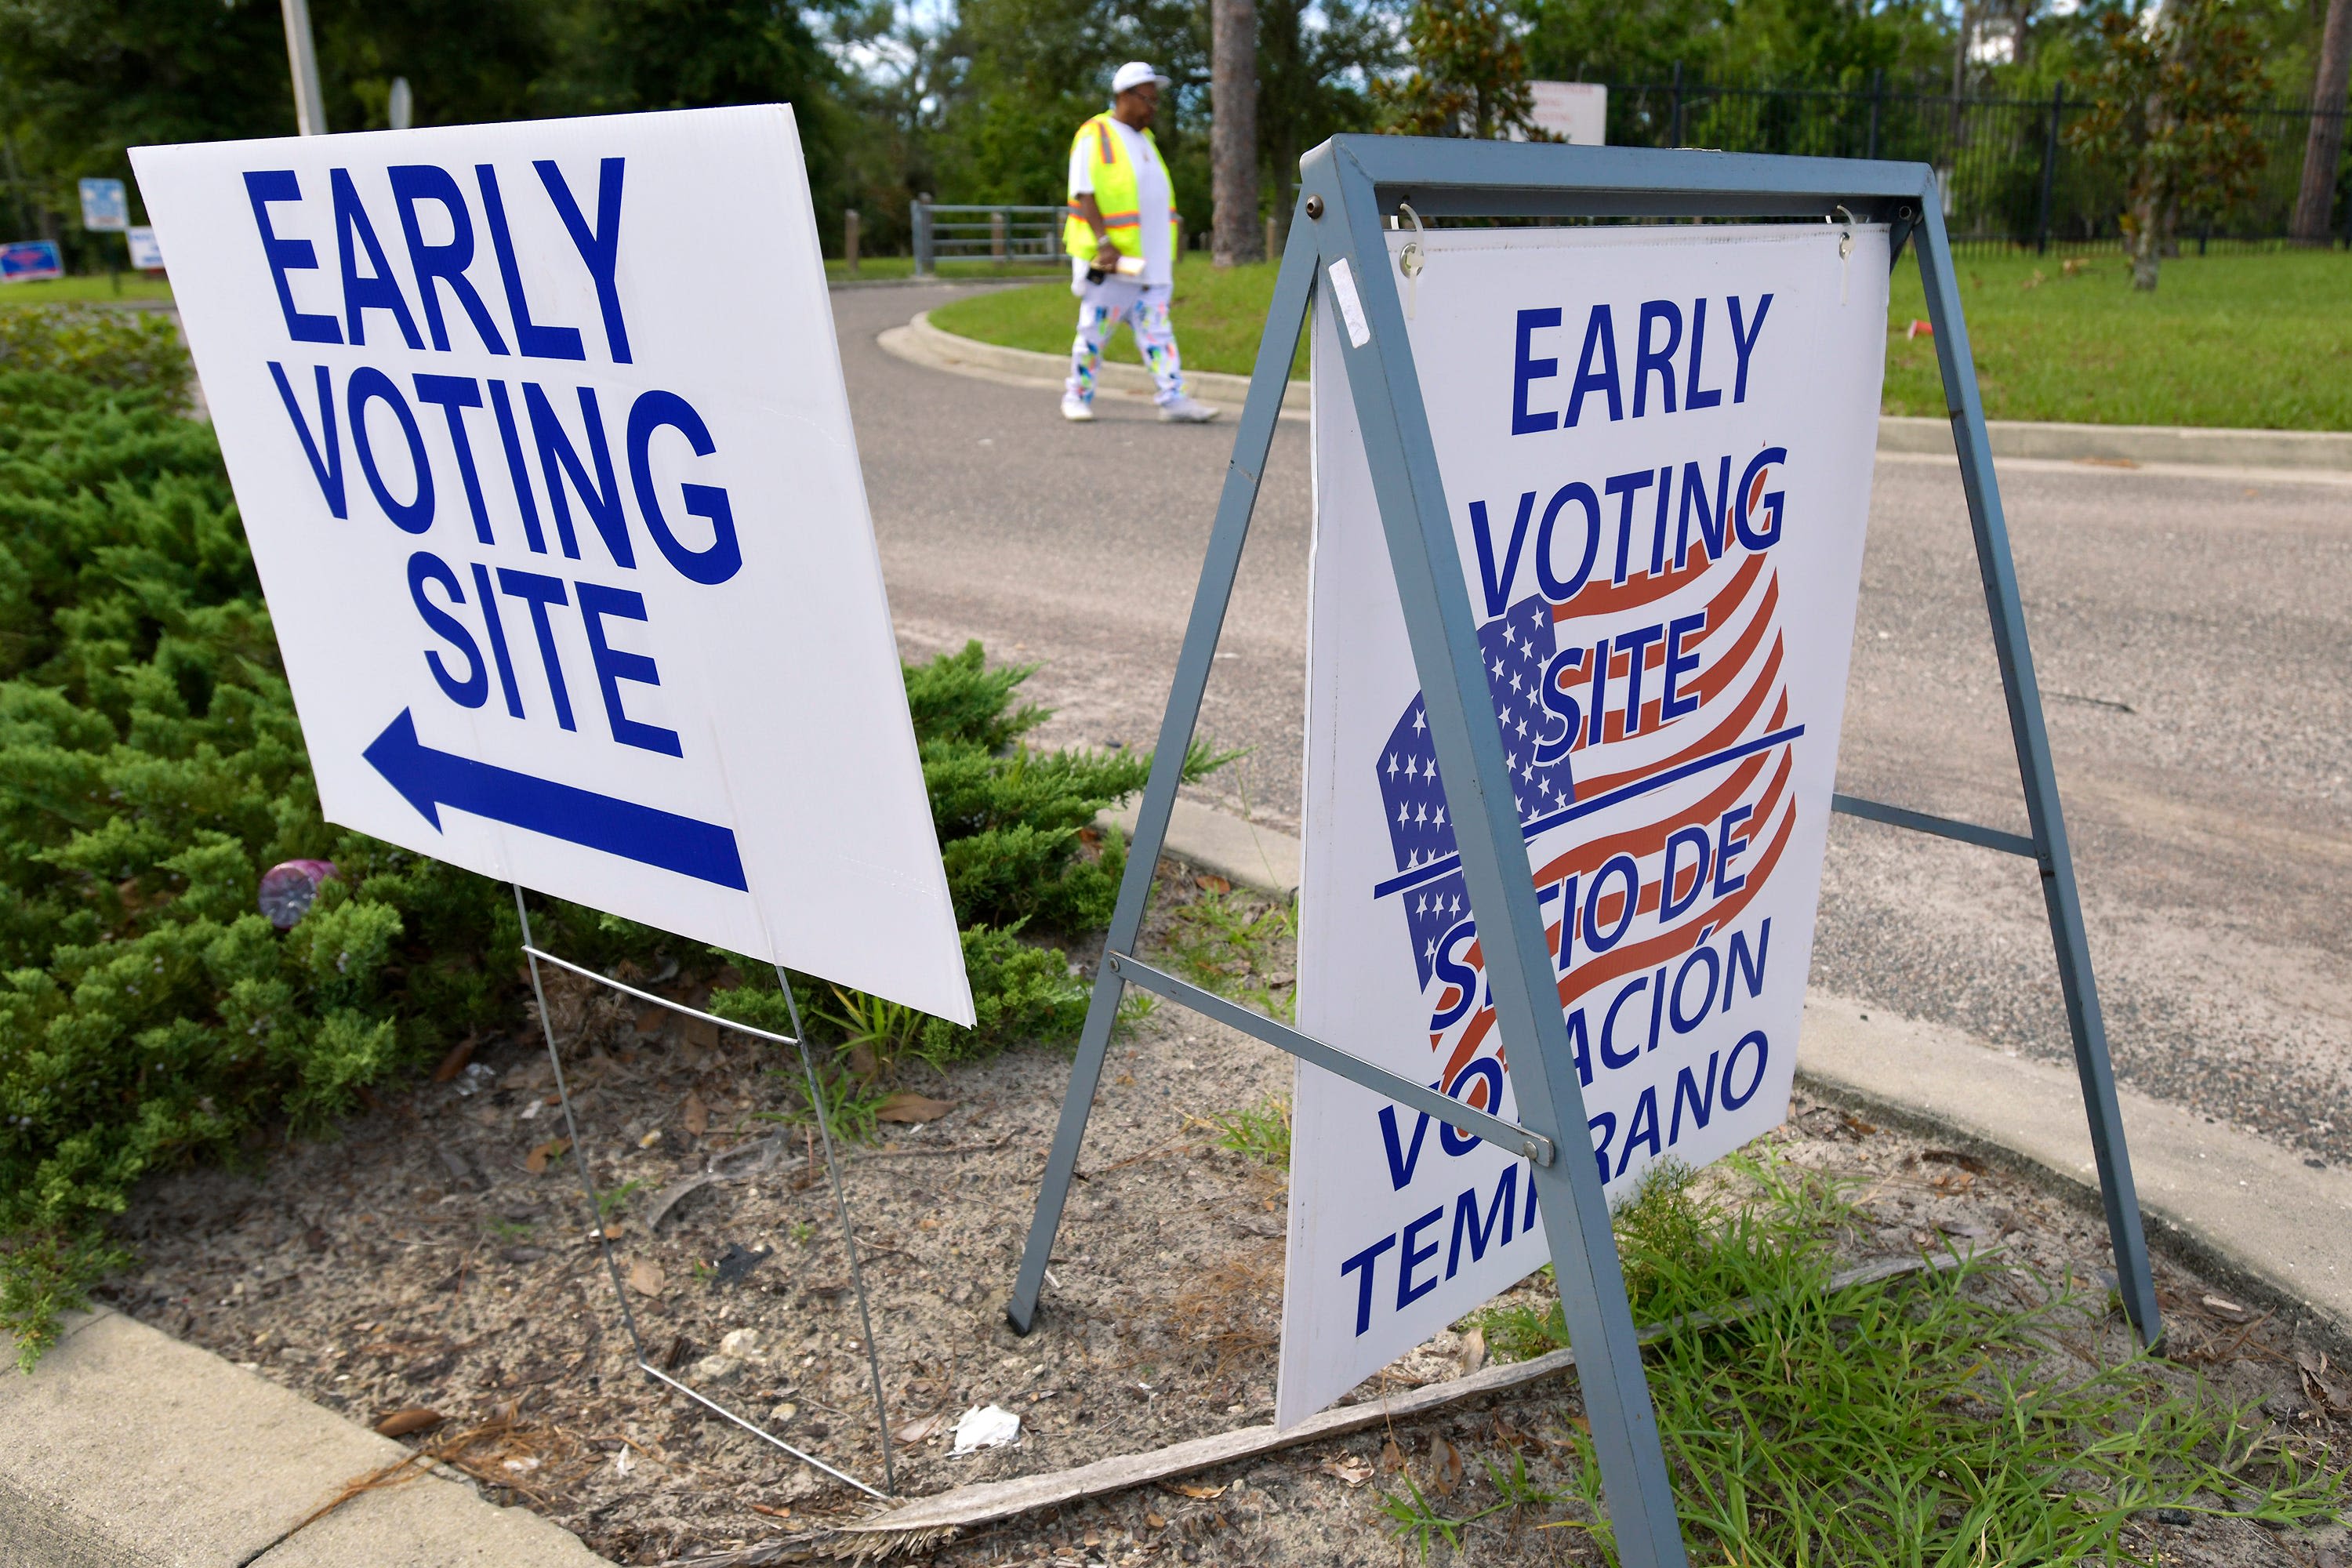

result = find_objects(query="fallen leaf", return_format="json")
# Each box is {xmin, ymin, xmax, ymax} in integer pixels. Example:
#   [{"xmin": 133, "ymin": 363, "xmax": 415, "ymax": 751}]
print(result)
[
  {"xmin": 750, "ymin": 1502, "xmax": 792, "ymax": 1519},
  {"xmin": 682, "ymin": 1094, "xmax": 710, "ymax": 1136},
  {"xmin": 876, "ymin": 1091, "xmax": 954, "ymax": 1123},
  {"xmin": 1144, "ymin": 1511, "xmax": 1167, "ymax": 1529},
  {"xmin": 374, "ymin": 1407, "xmax": 445, "ymax": 1439},
  {"xmin": 1170, "ymin": 1483, "xmax": 1225, "ymax": 1499},
  {"xmin": 894, "ymin": 1413, "xmax": 948, "ymax": 1444},
  {"xmin": 1568, "ymin": 1414, "xmax": 1592, "ymax": 1435},
  {"xmin": 430, "ymin": 1035, "xmax": 478, "ymax": 1083},
  {"xmin": 2203, "ymin": 1294, "xmax": 2250, "ymax": 1321},
  {"xmin": 1319, "ymin": 1454, "xmax": 1374, "ymax": 1487},
  {"xmin": 626, "ymin": 1259, "xmax": 666, "ymax": 1298},
  {"xmin": 1379, "ymin": 1439, "xmax": 1406, "ymax": 1472},
  {"xmin": 1428, "ymin": 1436, "xmax": 1463, "ymax": 1495},
  {"xmin": 524, "ymin": 1138, "xmax": 570, "ymax": 1174},
  {"xmin": 1194, "ymin": 874, "xmax": 1232, "ymax": 894},
  {"xmin": 1459, "ymin": 1327, "xmax": 1486, "ymax": 1376}
]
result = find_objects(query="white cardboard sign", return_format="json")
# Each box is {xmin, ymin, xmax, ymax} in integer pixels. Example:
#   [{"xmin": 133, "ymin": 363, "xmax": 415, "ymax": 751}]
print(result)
[
  {"xmin": 132, "ymin": 108, "xmax": 975, "ymax": 1025},
  {"xmin": 1280, "ymin": 223, "xmax": 1889, "ymax": 1425}
]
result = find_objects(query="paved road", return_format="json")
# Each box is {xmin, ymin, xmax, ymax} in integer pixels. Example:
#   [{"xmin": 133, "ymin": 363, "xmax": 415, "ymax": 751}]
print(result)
[{"xmin": 837, "ymin": 281, "xmax": 2352, "ymax": 1169}]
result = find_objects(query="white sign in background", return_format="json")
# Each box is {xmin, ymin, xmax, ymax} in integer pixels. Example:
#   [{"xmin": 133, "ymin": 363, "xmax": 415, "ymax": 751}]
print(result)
[
  {"xmin": 1280, "ymin": 224, "xmax": 1890, "ymax": 1426},
  {"xmin": 132, "ymin": 108, "xmax": 975, "ymax": 1025}
]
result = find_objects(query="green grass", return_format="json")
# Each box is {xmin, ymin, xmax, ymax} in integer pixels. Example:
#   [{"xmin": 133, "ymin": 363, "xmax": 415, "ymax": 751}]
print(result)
[
  {"xmin": 1203, "ymin": 1094, "xmax": 1292, "ymax": 1168},
  {"xmin": 824, "ymin": 256, "xmax": 1065, "ymax": 283},
  {"xmin": 0, "ymin": 274, "xmax": 172, "ymax": 305},
  {"xmin": 1161, "ymin": 886, "xmax": 1299, "ymax": 1022},
  {"xmin": 1388, "ymin": 1156, "xmax": 2349, "ymax": 1563},
  {"xmin": 929, "ymin": 247, "xmax": 2352, "ymax": 431}
]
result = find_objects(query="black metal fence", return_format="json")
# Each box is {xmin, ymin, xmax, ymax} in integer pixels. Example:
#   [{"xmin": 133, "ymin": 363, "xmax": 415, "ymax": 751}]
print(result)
[{"xmin": 1600, "ymin": 67, "xmax": 2352, "ymax": 253}]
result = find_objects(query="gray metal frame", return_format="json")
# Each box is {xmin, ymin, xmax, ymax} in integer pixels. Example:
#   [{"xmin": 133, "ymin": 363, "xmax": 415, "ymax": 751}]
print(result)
[{"xmin": 1006, "ymin": 134, "xmax": 2159, "ymax": 1563}]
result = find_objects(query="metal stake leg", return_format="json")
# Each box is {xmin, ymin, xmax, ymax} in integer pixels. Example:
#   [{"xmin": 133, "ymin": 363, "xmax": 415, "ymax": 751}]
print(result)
[
  {"xmin": 514, "ymin": 884, "xmax": 650, "ymax": 1356},
  {"xmin": 1308, "ymin": 140, "xmax": 1689, "ymax": 1568},
  {"xmin": 1007, "ymin": 212, "xmax": 1323, "ymax": 1335},
  {"xmin": 773, "ymin": 967, "xmax": 898, "ymax": 1491},
  {"xmin": 1912, "ymin": 196, "xmax": 2161, "ymax": 1347}
]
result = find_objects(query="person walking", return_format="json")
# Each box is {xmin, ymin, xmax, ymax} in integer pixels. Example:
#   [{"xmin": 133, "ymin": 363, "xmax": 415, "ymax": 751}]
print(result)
[{"xmin": 1062, "ymin": 61, "xmax": 1220, "ymax": 424}]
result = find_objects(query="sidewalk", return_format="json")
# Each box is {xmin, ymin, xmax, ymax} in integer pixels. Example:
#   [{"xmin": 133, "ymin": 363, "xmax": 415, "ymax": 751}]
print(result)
[{"xmin": 0, "ymin": 1307, "xmax": 609, "ymax": 1567}]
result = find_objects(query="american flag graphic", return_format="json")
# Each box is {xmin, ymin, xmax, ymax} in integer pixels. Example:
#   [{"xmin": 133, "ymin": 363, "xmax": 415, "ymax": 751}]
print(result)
[
  {"xmin": 1372, "ymin": 466, "xmax": 1804, "ymax": 1073},
  {"xmin": 1376, "ymin": 593, "xmax": 1571, "ymax": 989}
]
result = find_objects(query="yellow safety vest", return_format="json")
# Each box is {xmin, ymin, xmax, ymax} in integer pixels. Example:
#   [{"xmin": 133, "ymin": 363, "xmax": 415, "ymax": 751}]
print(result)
[{"xmin": 1064, "ymin": 113, "xmax": 1181, "ymax": 263}]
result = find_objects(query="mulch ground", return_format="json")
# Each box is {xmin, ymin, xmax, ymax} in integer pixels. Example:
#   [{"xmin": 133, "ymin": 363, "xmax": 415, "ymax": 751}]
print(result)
[{"xmin": 100, "ymin": 869, "xmax": 2349, "ymax": 1566}]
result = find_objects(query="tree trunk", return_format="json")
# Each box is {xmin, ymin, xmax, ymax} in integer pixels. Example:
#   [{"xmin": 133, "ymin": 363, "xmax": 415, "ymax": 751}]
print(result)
[
  {"xmin": 2292, "ymin": 0, "xmax": 2352, "ymax": 243},
  {"xmin": 1211, "ymin": 0, "xmax": 1263, "ymax": 266},
  {"xmin": 2128, "ymin": 191, "xmax": 2162, "ymax": 290}
]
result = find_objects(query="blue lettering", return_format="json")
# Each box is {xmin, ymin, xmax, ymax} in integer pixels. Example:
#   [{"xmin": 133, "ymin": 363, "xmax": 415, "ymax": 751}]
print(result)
[
  {"xmin": 1600, "ymin": 975, "xmax": 1646, "ymax": 1069},
  {"xmin": 1396, "ymin": 1207, "xmax": 1446, "ymax": 1310},
  {"xmin": 1446, "ymin": 1167, "xmax": 1518, "ymax": 1279},
  {"xmin": 1564, "ymin": 305, "xmax": 1621, "ymax": 426},
  {"xmin": 576, "ymin": 581, "xmax": 682, "ymax": 757},
  {"xmin": 536, "ymin": 157, "xmax": 632, "ymax": 364},
  {"xmin": 389, "ymin": 163, "xmax": 510, "ymax": 355},
  {"xmin": 1468, "ymin": 491, "xmax": 1536, "ymax": 619},
  {"xmin": 524, "ymin": 383, "xmax": 632, "ymax": 567},
  {"xmin": 1722, "ymin": 1030, "xmax": 1769, "ymax": 1109},
  {"xmin": 1341, "ymin": 1234, "xmax": 1396, "ymax": 1336},
  {"xmin": 244, "ymin": 170, "xmax": 340, "ymax": 344},
  {"xmin": 1378, "ymin": 1104, "xmax": 1433, "ymax": 1191},
  {"xmin": 477, "ymin": 164, "xmax": 585, "ymax": 361},
  {"xmin": 408, "ymin": 551, "xmax": 484, "ymax": 707},
  {"xmin": 1675, "ymin": 456, "xmax": 1732, "ymax": 569},
  {"xmin": 1661, "ymin": 612, "xmax": 1705, "ymax": 723},
  {"xmin": 1584, "ymin": 853, "xmax": 1639, "ymax": 953},
  {"xmin": 1535, "ymin": 482, "xmax": 1600, "ymax": 604},
  {"xmin": 1617, "ymin": 1084, "xmax": 1662, "ymax": 1176},
  {"xmin": 469, "ymin": 561, "xmax": 524, "ymax": 717},
  {"xmin": 1715, "ymin": 805, "xmax": 1754, "ymax": 898},
  {"xmin": 1671, "ymin": 1049, "xmax": 1720, "ymax": 1142},
  {"xmin": 1633, "ymin": 300, "xmax": 1681, "ymax": 418},
  {"xmin": 1684, "ymin": 297, "xmax": 1724, "ymax": 410},
  {"xmin": 348, "ymin": 366, "xmax": 434, "ymax": 534},
  {"xmin": 267, "ymin": 361, "xmax": 345, "ymax": 517},
  {"xmin": 1728, "ymin": 294, "xmax": 1773, "ymax": 401},
  {"xmin": 1736, "ymin": 448, "xmax": 1787, "ymax": 550},
  {"xmin": 497, "ymin": 567, "xmax": 578, "ymax": 731},
  {"xmin": 413, "ymin": 375, "xmax": 493, "ymax": 544},
  {"xmin": 627, "ymin": 390, "xmax": 742, "ymax": 586},
  {"xmin": 1660, "ymin": 825, "xmax": 1711, "ymax": 921},
  {"xmin": 1726, "ymin": 919, "xmax": 1771, "ymax": 1009},
  {"xmin": 330, "ymin": 168, "xmax": 423, "ymax": 350},
  {"xmin": 1511, "ymin": 307, "xmax": 1561, "ymax": 434}
]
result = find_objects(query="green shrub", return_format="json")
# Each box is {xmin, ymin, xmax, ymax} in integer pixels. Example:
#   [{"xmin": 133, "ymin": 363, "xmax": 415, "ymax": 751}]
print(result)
[
  {"xmin": 0, "ymin": 308, "xmax": 1203, "ymax": 1367},
  {"xmin": 0, "ymin": 306, "xmax": 188, "ymax": 394}
]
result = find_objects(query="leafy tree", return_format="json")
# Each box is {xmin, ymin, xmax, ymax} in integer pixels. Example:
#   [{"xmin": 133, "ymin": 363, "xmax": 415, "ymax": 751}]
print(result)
[
  {"xmin": 1377, "ymin": 0, "xmax": 1541, "ymax": 138},
  {"xmin": 1258, "ymin": 0, "xmax": 1395, "ymax": 242},
  {"xmin": 2069, "ymin": 0, "xmax": 2270, "ymax": 289}
]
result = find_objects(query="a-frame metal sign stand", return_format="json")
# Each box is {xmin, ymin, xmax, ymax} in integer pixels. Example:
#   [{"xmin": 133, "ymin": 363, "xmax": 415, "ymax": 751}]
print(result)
[{"xmin": 1007, "ymin": 135, "xmax": 2160, "ymax": 1566}]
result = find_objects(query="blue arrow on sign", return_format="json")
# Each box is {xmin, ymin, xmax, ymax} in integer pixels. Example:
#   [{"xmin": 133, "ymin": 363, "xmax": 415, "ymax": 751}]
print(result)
[{"xmin": 363, "ymin": 710, "xmax": 749, "ymax": 891}]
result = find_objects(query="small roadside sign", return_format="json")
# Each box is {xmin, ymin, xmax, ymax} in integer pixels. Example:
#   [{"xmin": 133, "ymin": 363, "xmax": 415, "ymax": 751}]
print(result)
[
  {"xmin": 131, "ymin": 107, "xmax": 976, "ymax": 1025},
  {"xmin": 0, "ymin": 240, "xmax": 63, "ymax": 282},
  {"xmin": 79, "ymin": 176, "xmax": 129, "ymax": 230},
  {"xmin": 125, "ymin": 226, "xmax": 165, "ymax": 270}
]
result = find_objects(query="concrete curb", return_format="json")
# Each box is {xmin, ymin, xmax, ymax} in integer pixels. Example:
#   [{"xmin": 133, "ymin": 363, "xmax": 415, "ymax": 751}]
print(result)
[
  {"xmin": 888, "ymin": 310, "xmax": 2351, "ymax": 470},
  {"xmin": 0, "ymin": 1308, "xmax": 611, "ymax": 1567},
  {"xmin": 1134, "ymin": 801, "xmax": 2351, "ymax": 1345}
]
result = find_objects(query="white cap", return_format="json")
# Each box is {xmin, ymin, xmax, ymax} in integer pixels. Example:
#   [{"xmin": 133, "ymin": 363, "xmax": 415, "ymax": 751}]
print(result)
[{"xmin": 1112, "ymin": 61, "xmax": 1171, "ymax": 95}]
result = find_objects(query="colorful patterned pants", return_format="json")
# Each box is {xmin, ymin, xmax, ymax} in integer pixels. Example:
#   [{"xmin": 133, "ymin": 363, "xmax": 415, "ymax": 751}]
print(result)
[{"xmin": 1066, "ymin": 279, "xmax": 1187, "ymax": 405}]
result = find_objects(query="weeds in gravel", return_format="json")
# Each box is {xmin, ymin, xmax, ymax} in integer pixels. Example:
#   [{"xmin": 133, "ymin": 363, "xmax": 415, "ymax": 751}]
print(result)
[
  {"xmin": 1203, "ymin": 1095, "xmax": 1292, "ymax": 1169},
  {"xmin": 1163, "ymin": 888, "xmax": 1297, "ymax": 1021},
  {"xmin": 1396, "ymin": 1156, "xmax": 2349, "ymax": 1563}
]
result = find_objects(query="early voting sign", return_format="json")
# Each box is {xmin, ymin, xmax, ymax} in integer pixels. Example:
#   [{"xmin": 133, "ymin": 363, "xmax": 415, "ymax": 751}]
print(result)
[
  {"xmin": 132, "ymin": 107, "xmax": 975, "ymax": 1025},
  {"xmin": 1280, "ymin": 223, "xmax": 1889, "ymax": 1425}
]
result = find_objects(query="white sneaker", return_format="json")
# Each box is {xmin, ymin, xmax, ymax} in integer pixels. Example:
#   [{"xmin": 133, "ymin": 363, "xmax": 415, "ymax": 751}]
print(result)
[
  {"xmin": 1157, "ymin": 394, "xmax": 1221, "ymax": 423},
  {"xmin": 1060, "ymin": 394, "xmax": 1094, "ymax": 423}
]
